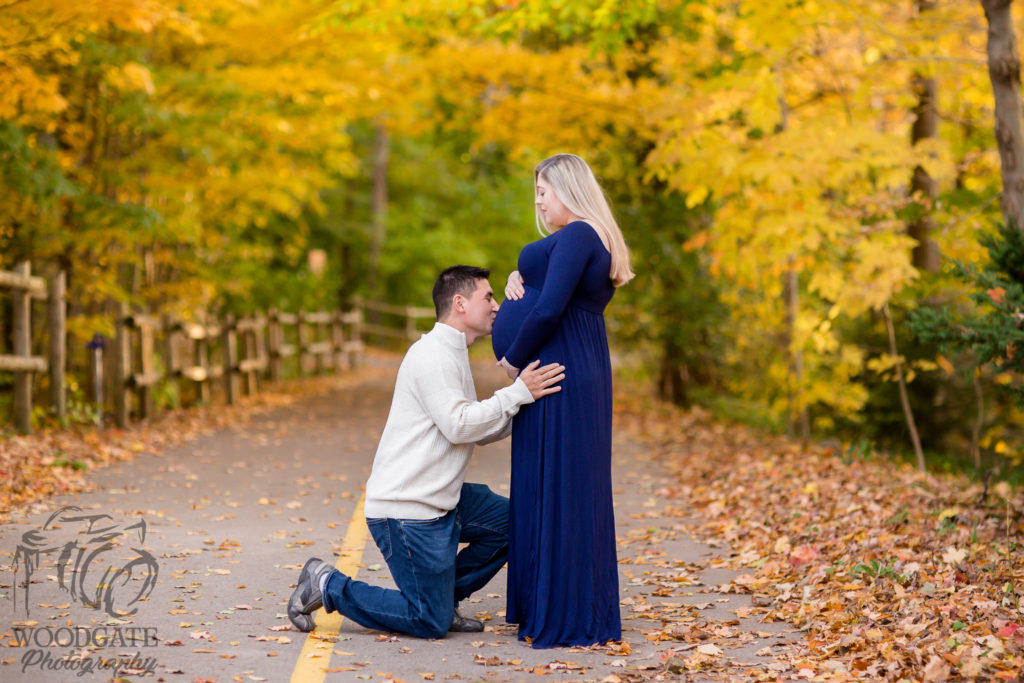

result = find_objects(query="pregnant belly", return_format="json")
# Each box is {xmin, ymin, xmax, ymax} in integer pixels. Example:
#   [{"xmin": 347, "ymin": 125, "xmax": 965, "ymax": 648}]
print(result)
[{"xmin": 491, "ymin": 288, "xmax": 538, "ymax": 361}]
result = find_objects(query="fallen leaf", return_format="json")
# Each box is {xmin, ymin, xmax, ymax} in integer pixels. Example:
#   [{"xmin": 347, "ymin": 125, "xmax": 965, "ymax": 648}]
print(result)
[
  {"xmin": 942, "ymin": 546, "xmax": 967, "ymax": 564},
  {"xmin": 997, "ymin": 623, "xmax": 1020, "ymax": 639},
  {"xmin": 789, "ymin": 544, "xmax": 820, "ymax": 566}
]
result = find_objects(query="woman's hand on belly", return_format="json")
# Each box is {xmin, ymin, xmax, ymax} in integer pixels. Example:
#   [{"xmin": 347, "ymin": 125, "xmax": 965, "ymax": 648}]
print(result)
[{"xmin": 505, "ymin": 270, "xmax": 525, "ymax": 301}]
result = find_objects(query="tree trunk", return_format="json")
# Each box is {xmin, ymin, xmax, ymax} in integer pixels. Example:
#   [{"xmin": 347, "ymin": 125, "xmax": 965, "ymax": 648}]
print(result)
[
  {"xmin": 883, "ymin": 304, "xmax": 926, "ymax": 473},
  {"xmin": 659, "ymin": 339, "xmax": 690, "ymax": 408},
  {"xmin": 908, "ymin": 2, "xmax": 941, "ymax": 273},
  {"xmin": 367, "ymin": 121, "xmax": 390, "ymax": 298},
  {"xmin": 774, "ymin": 67, "xmax": 810, "ymax": 441},
  {"xmin": 981, "ymin": 0, "xmax": 1024, "ymax": 232},
  {"xmin": 784, "ymin": 263, "xmax": 810, "ymax": 442},
  {"xmin": 971, "ymin": 369, "xmax": 984, "ymax": 471}
]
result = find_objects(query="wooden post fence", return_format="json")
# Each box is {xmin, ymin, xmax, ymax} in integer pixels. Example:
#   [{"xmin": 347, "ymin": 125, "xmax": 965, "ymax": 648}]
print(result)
[
  {"xmin": 236, "ymin": 315, "xmax": 268, "ymax": 396},
  {"xmin": 361, "ymin": 300, "xmax": 434, "ymax": 343},
  {"xmin": 120, "ymin": 311, "xmax": 162, "ymax": 422},
  {"xmin": 268, "ymin": 310, "xmax": 299, "ymax": 381},
  {"xmin": 164, "ymin": 317, "xmax": 224, "ymax": 410},
  {"xmin": 304, "ymin": 311, "xmax": 336, "ymax": 373},
  {"xmin": 49, "ymin": 271, "xmax": 66, "ymax": 419},
  {"xmin": 1, "ymin": 293, "xmax": 425, "ymax": 431},
  {"xmin": 0, "ymin": 262, "xmax": 67, "ymax": 433},
  {"xmin": 222, "ymin": 313, "xmax": 239, "ymax": 405},
  {"xmin": 114, "ymin": 302, "xmax": 130, "ymax": 428}
]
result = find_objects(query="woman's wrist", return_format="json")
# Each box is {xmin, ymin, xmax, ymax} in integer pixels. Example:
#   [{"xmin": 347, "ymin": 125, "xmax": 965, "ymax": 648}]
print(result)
[{"xmin": 499, "ymin": 356, "xmax": 519, "ymax": 377}]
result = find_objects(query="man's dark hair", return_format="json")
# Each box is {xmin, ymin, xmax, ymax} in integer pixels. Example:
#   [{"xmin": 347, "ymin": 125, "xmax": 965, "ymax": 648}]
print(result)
[{"xmin": 432, "ymin": 265, "xmax": 490, "ymax": 320}]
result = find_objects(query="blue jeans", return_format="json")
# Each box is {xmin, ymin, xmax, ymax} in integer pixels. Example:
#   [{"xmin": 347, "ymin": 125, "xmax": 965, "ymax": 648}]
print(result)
[{"xmin": 321, "ymin": 483, "xmax": 509, "ymax": 639}]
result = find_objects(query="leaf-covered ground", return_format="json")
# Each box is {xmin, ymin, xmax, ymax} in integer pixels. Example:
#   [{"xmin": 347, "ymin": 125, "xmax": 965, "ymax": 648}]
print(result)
[
  {"xmin": 0, "ymin": 370, "xmax": 384, "ymax": 525},
  {"xmin": 616, "ymin": 394, "xmax": 1024, "ymax": 681},
  {"xmin": 4, "ymin": 367, "xmax": 1023, "ymax": 681}
]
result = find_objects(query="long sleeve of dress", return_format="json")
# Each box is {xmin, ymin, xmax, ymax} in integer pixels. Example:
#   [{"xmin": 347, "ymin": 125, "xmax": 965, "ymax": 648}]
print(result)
[{"xmin": 503, "ymin": 221, "xmax": 595, "ymax": 369}]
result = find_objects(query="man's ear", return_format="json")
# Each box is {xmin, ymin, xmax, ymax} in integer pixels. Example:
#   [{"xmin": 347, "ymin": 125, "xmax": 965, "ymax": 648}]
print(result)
[{"xmin": 452, "ymin": 294, "xmax": 464, "ymax": 313}]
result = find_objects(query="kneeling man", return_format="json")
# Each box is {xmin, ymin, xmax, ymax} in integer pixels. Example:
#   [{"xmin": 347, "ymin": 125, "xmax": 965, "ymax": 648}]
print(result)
[{"xmin": 288, "ymin": 265, "xmax": 564, "ymax": 638}]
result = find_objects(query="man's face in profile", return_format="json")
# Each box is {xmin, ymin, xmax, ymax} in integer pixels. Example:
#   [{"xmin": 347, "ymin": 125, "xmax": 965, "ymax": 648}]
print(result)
[{"xmin": 462, "ymin": 278, "xmax": 499, "ymax": 341}]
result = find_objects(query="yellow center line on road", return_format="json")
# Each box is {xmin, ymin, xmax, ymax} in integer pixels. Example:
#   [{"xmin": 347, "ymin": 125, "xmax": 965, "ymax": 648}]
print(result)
[{"xmin": 290, "ymin": 493, "xmax": 370, "ymax": 683}]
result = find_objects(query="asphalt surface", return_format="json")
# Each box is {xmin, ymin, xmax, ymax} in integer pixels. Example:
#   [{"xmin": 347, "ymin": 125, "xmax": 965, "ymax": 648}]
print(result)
[{"xmin": 0, "ymin": 355, "xmax": 795, "ymax": 682}]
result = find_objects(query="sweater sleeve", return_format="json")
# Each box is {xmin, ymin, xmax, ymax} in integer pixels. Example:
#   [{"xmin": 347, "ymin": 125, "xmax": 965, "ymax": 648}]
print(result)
[
  {"xmin": 503, "ymin": 221, "xmax": 595, "ymax": 369},
  {"xmin": 476, "ymin": 411, "xmax": 514, "ymax": 446},
  {"xmin": 411, "ymin": 358, "xmax": 535, "ymax": 445}
]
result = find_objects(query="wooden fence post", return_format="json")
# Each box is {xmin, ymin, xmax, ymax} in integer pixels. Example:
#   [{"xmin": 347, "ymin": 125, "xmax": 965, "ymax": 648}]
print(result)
[
  {"xmin": 223, "ymin": 313, "xmax": 238, "ymax": 405},
  {"xmin": 350, "ymin": 297, "xmax": 363, "ymax": 368},
  {"xmin": 254, "ymin": 316, "xmax": 267, "ymax": 390},
  {"xmin": 331, "ymin": 310, "xmax": 345, "ymax": 370},
  {"xmin": 241, "ymin": 317, "xmax": 256, "ymax": 395},
  {"xmin": 138, "ymin": 317, "xmax": 155, "ymax": 419},
  {"xmin": 268, "ymin": 308, "xmax": 282, "ymax": 382},
  {"xmin": 297, "ymin": 310, "xmax": 308, "ymax": 376},
  {"xmin": 163, "ymin": 314, "xmax": 178, "ymax": 407},
  {"xmin": 232, "ymin": 316, "xmax": 267, "ymax": 396},
  {"xmin": 405, "ymin": 305, "xmax": 416, "ymax": 341},
  {"xmin": 193, "ymin": 314, "xmax": 209, "ymax": 404},
  {"xmin": 86, "ymin": 333, "xmax": 104, "ymax": 423},
  {"xmin": 48, "ymin": 270, "xmax": 66, "ymax": 420},
  {"xmin": 114, "ymin": 301, "xmax": 131, "ymax": 428},
  {"xmin": 315, "ymin": 312, "xmax": 327, "ymax": 374},
  {"xmin": 12, "ymin": 262, "xmax": 32, "ymax": 433}
]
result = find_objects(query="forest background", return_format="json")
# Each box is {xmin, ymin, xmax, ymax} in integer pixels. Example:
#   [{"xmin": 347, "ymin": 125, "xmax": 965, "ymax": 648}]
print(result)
[{"xmin": 2, "ymin": 0, "xmax": 1024, "ymax": 479}]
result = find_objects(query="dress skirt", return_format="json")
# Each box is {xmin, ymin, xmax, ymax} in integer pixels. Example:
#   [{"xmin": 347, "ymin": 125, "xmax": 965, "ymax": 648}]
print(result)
[{"xmin": 505, "ymin": 304, "xmax": 620, "ymax": 648}]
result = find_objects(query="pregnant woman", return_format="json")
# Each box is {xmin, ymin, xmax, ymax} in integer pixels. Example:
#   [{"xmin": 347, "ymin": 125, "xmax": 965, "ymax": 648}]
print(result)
[{"xmin": 492, "ymin": 153, "xmax": 634, "ymax": 648}]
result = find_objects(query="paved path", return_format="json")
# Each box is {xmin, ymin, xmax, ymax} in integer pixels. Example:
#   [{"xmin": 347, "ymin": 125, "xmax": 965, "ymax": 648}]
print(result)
[{"xmin": 0, "ymin": 357, "xmax": 794, "ymax": 682}]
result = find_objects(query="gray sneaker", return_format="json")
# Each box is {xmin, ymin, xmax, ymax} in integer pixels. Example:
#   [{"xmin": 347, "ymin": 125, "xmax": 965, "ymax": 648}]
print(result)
[{"xmin": 287, "ymin": 557, "xmax": 335, "ymax": 632}]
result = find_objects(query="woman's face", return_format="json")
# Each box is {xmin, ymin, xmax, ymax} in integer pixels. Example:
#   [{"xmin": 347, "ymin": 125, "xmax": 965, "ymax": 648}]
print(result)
[{"xmin": 535, "ymin": 177, "xmax": 575, "ymax": 229}]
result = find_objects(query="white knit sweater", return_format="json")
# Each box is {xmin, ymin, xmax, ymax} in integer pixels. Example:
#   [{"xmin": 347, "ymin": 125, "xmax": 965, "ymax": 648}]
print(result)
[{"xmin": 363, "ymin": 322, "xmax": 535, "ymax": 519}]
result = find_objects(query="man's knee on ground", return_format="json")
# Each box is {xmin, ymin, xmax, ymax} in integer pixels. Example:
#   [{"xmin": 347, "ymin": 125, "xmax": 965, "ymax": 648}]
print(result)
[
  {"xmin": 411, "ymin": 606, "xmax": 452, "ymax": 640},
  {"xmin": 418, "ymin": 623, "xmax": 448, "ymax": 640}
]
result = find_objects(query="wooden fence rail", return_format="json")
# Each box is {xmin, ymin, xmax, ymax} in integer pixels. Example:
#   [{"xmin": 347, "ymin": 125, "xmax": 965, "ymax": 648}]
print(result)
[
  {"xmin": 1, "ymin": 261, "xmax": 435, "ymax": 433},
  {"xmin": 362, "ymin": 298, "xmax": 435, "ymax": 341}
]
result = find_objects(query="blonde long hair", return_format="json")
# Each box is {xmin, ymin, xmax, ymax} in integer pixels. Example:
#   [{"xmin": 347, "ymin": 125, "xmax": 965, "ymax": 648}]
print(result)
[{"xmin": 534, "ymin": 153, "xmax": 635, "ymax": 287}]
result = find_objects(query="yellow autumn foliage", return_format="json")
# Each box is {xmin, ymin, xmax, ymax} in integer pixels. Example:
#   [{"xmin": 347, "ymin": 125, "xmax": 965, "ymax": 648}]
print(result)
[{"xmin": 1, "ymin": 0, "xmax": 1018, "ymax": 434}]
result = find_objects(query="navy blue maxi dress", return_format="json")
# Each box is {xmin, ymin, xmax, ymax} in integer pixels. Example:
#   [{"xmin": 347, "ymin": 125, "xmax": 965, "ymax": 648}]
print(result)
[{"xmin": 491, "ymin": 220, "xmax": 621, "ymax": 648}]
